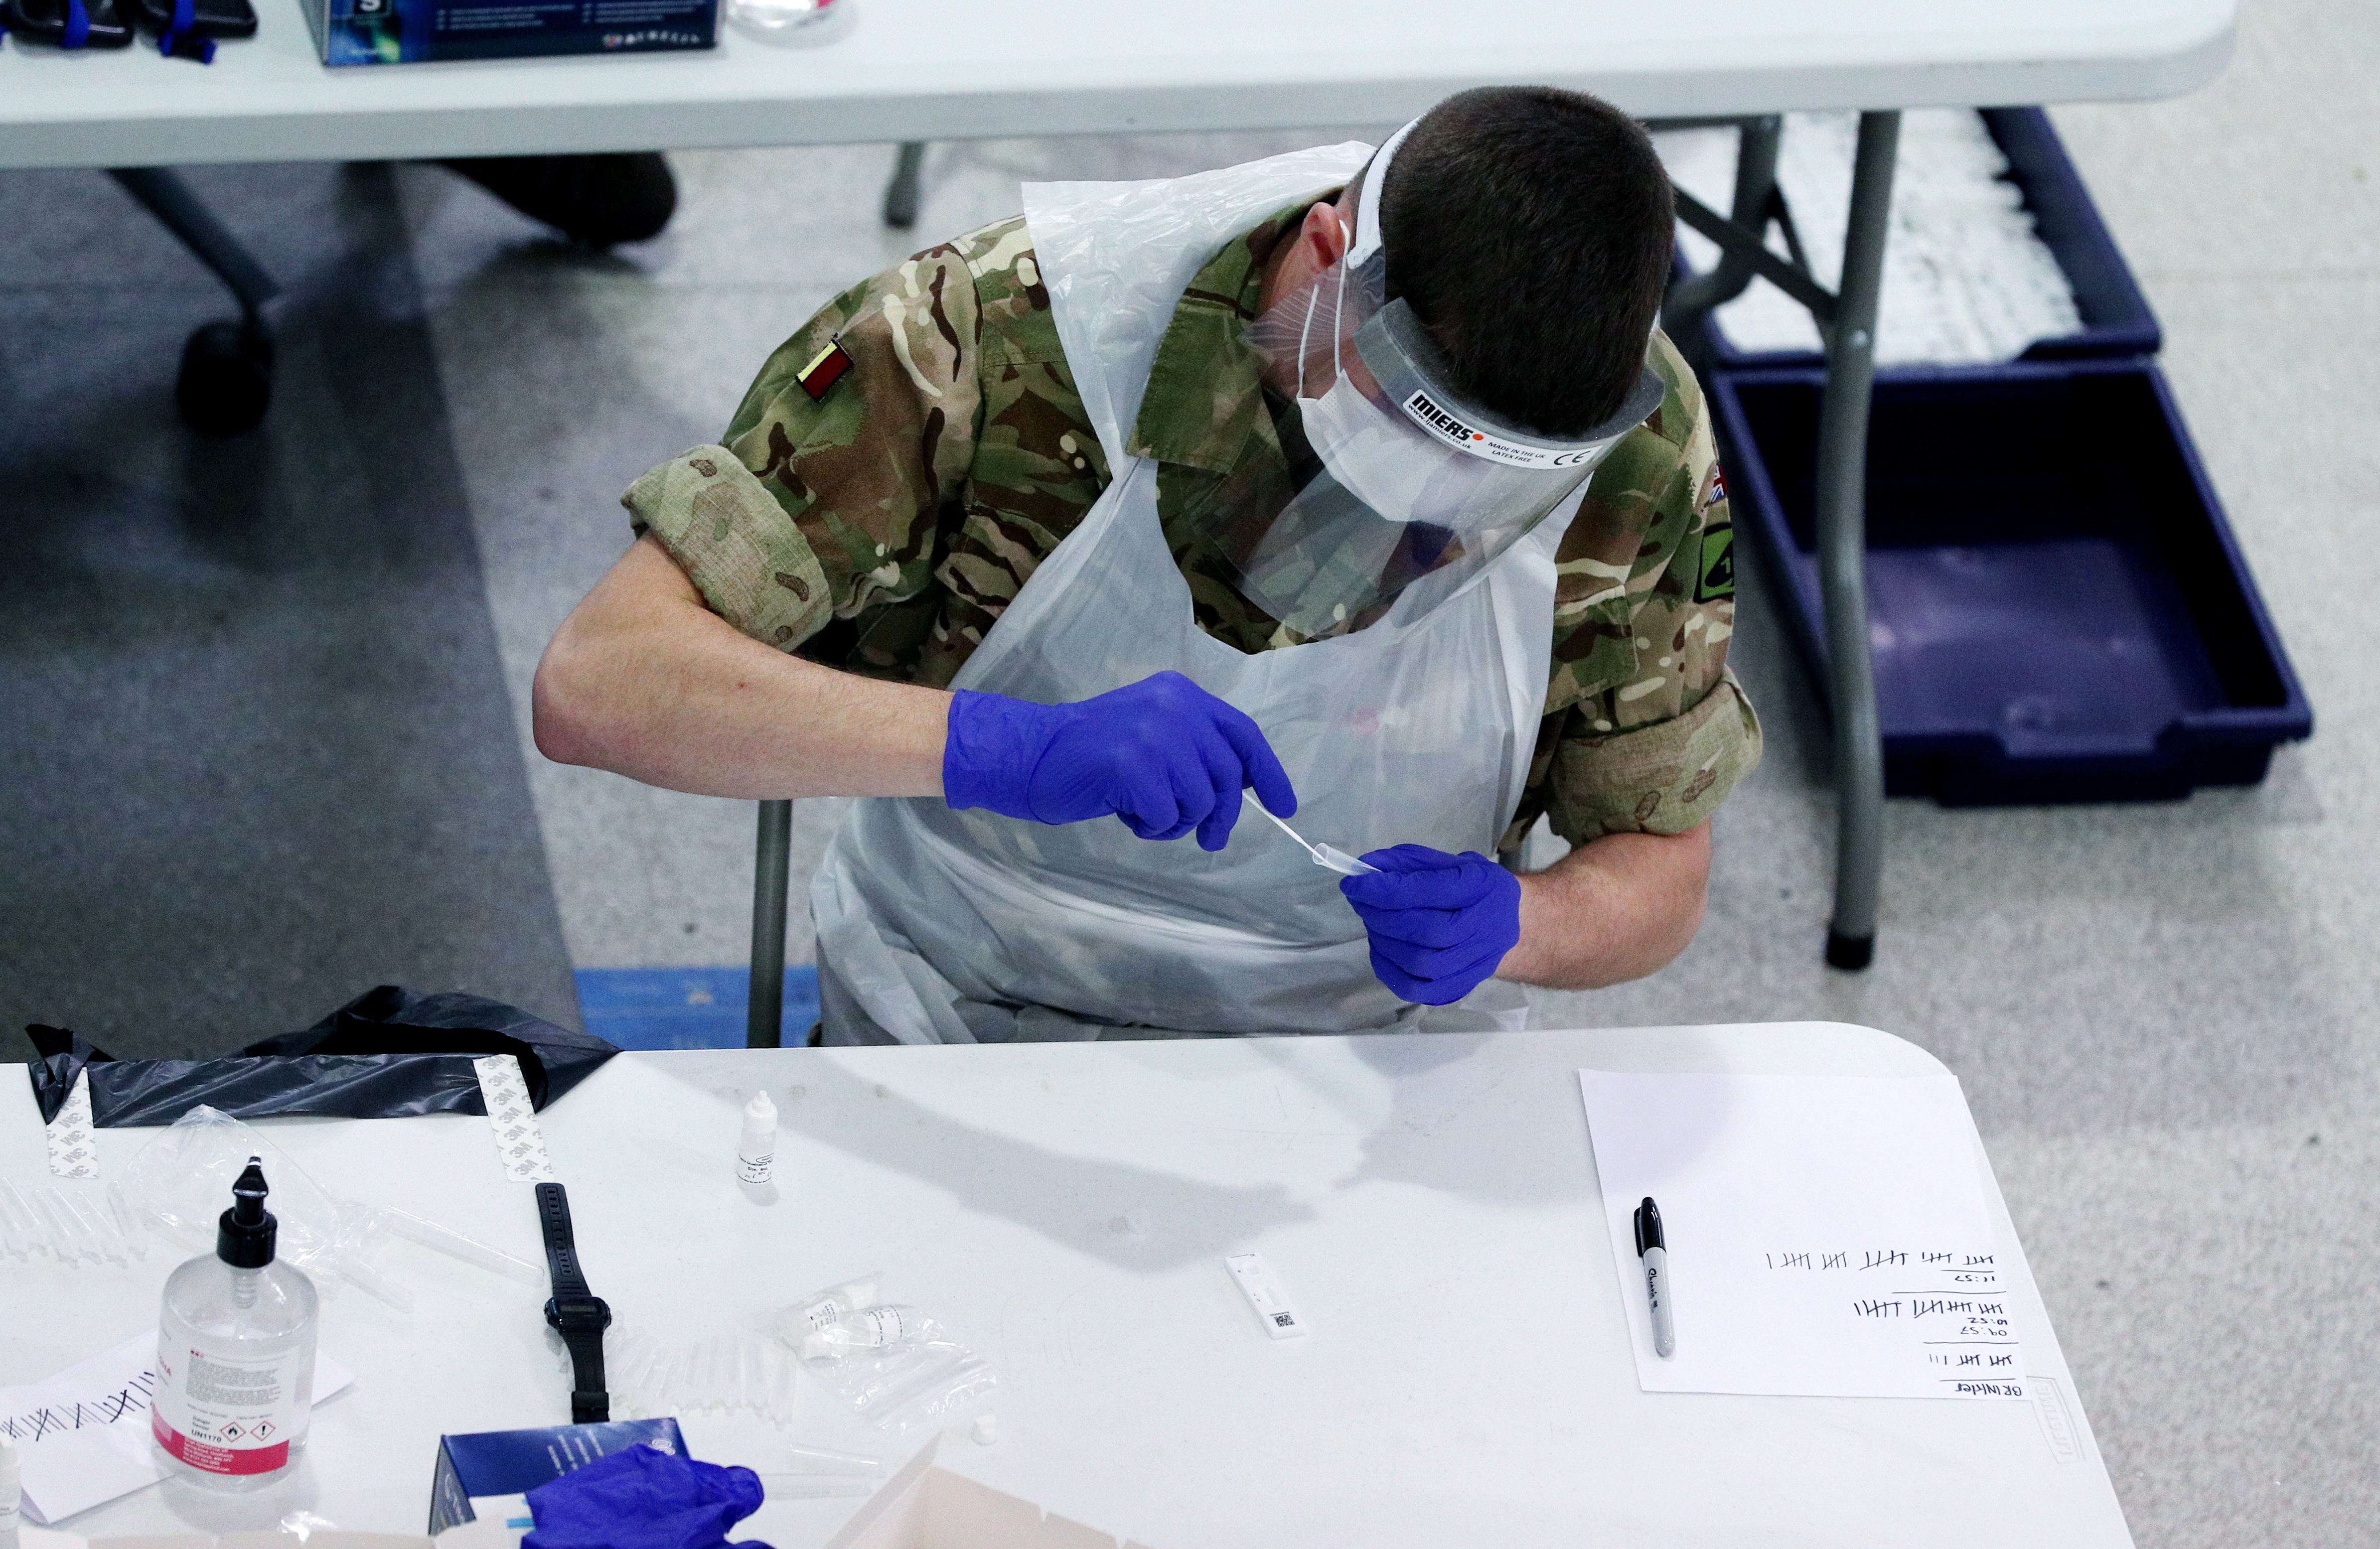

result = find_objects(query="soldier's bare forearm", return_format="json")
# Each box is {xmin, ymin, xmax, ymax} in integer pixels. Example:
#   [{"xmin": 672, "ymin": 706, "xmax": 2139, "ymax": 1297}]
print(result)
[
  {"xmin": 533, "ymin": 534, "xmax": 951, "ymax": 800},
  {"xmin": 1497, "ymin": 822, "xmax": 1710, "ymax": 990}
]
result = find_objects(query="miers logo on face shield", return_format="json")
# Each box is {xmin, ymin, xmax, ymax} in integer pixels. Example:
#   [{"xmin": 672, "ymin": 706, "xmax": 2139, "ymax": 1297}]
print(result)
[
  {"xmin": 1400, "ymin": 388, "xmax": 1600, "ymax": 470},
  {"xmin": 1405, "ymin": 389, "xmax": 1487, "ymax": 446}
]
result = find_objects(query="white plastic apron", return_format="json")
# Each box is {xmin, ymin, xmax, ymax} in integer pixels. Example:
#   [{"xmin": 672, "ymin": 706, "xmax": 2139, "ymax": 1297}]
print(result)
[{"xmin": 812, "ymin": 143, "xmax": 1569, "ymax": 1045}]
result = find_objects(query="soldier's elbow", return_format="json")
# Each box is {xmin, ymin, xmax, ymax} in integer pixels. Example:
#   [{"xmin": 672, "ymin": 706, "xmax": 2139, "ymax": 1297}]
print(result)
[{"xmin": 532, "ymin": 621, "xmax": 612, "ymax": 769}]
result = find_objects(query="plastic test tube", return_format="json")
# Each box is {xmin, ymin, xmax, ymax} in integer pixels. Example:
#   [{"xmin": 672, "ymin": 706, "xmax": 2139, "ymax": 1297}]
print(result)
[
  {"xmin": 695, "ymin": 1339, "xmax": 727, "ymax": 1412},
  {"xmin": 0, "ymin": 1184, "xmax": 38, "ymax": 1257},
  {"xmin": 380, "ymin": 1207, "xmax": 546, "ymax": 1284},
  {"xmin": 0, "ymin": 1183, "xmax": 48, "ymax": 1259},
  {"xmin": 106, "ymin": 1184, "xmax": 149, "ymax": 1259},
  {"xmin": 781, "ymin": 1444, "xmax": 881, "ymax": 1476},
  {"xmin": 759, "ymin": 1443, "xmax": 885, "ymax": 1499},
  {"xmin": 756, "ymin": 1477, "xmax": 878, "ymax": 1499},
  {"xmin": 767, "ymin": 1343, "xmax": 799, "ymax": 1422},
  {"xmin": 30, "ymin": 1189, "xmax": 100, "ymax": 1263},
  {"xmin": 56, "ymin": 1192, "xmax": 127, "ymax": 1264},
  {"xmin": 706, "ymin": 1339, "xmax": 733, "ymax": 1411},
  {"xmin": 744, "ymin": 1340, "xmax": 771, "ymax": 1415}
]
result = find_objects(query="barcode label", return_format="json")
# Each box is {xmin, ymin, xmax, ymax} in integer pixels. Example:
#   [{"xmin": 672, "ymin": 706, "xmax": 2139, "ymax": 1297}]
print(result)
[{"xmin": 1225, "ymin": 1253, "xmax": 1307, "ymax": 1340}]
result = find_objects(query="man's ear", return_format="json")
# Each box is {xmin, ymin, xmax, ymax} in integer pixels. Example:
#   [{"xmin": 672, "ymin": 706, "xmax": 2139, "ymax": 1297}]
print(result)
[{"xmin": 1301, "ymin": 199, "xmax": 1349, "ymax": 269}]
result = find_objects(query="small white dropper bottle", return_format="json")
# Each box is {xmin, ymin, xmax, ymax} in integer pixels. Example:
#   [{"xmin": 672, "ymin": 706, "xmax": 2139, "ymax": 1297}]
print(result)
[{"xmin": 738, "ymin": 1092, "xmax": 778, "ymax": 1186}]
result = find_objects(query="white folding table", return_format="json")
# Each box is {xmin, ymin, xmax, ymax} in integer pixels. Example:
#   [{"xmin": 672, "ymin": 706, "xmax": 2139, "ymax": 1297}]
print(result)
[
  {"xmin": 1, "ymin": 1025, "xmax": 2135, "ymax": 1547},
  {"xmin": 0, "ymin": 1, "xmax": 2238, "ymax": 971}
]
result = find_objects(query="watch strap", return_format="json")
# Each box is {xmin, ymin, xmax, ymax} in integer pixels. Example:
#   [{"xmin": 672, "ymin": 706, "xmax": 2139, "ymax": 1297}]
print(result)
[
  {"xmin": 536, "ymin": 1181, "xmax": 610, "ymax": 1423},
  {"xmin": 538, "ymin": 1180, "xmax": 590, "ymax": 1297}
]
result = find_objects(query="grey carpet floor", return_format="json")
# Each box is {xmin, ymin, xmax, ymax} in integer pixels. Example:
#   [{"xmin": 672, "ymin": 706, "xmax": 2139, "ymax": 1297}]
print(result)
[{"xmin": 0, "ymin": 161, "xmax": 579, "ymax": 1057}]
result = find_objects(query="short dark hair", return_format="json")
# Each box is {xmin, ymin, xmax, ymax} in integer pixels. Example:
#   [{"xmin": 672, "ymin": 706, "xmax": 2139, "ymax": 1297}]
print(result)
[{"xmin": 1379, "ymin": 86, "xmax": 1674, "ymax": 436}]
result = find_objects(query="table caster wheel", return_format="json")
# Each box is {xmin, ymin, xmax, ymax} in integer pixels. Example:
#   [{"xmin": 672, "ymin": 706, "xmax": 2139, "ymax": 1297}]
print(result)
[{"xmin": 176, "ymin": 319, "xmax": 273, "ymax": 436}]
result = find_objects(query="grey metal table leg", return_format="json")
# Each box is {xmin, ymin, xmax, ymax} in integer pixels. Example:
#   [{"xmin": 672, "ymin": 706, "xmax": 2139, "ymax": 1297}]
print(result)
[
  {"xmin": 1662, "ymin": 116, "xmax": 1782, "ymax": 346},
  {"xmin": 108, "ymin": 167, "xmax": 281, "ymax": 326},
  {"xmin": 1815, "ymin": 112, "xmax": 1900, "ymax": 972},
  {"xmin": 883, "ymin": 141, "xmax": 926, "ymax": 230},
  {"xmin": 747, "ymin": 799, "xmax": 793, "ymax": 1047}
]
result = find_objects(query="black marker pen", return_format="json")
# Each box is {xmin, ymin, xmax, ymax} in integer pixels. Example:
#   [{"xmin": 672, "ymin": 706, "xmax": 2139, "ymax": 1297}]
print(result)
[{"xmin": 1634, "ymin": 1195, "xmax": 1675, "ymax": 1357}]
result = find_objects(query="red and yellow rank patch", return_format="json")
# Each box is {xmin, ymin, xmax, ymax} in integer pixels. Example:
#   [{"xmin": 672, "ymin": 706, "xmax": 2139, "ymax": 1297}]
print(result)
[{"xmin": 796, "ymin": 337, "xmax": 855, "ymax": 401}]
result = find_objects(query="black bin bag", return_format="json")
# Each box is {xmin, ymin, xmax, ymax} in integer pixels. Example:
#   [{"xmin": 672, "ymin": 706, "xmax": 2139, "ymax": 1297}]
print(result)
[{"xmin": 25, "ymin": 985, "xmax": 618, "ymax": 1127}]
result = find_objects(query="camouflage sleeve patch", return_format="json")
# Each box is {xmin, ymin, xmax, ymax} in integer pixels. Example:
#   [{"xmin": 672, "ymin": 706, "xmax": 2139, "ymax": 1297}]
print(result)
[
  {"xmin": 1538, "ymin": 670, "xmax": 1764, "ymax": 845},
  {"xmin": 623, "ymin": 446, "xmax": 832, "ymax": 651},
  {"xmin": 1516, "ymin": 329, "xmax": 1760, "ymax": 845},
  {"xmin": 650, "ymin": 235, "xmax": 991, "ymax": 672},
  {"xmin": 1544, "ymin": 329, "xmax": 1727, "ymax": 721}
]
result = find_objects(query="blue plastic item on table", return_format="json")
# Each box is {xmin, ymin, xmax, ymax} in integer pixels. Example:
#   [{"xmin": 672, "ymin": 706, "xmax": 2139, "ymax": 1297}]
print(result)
[
  {"xmin": 1341, "ymin": 845, "xmax": 1522, "ymax": 1006},
  {"xmin": 523, "ymin": 1444, "xmax": 769, "ymax": 1549},
  {"xmin": 943, "ymin": 671, "xmax": 1296, "ymax": 851},
  {"xmin": 429, "ymin": 1419, "xmax": 690, "ymax": 1535},
  {"xmin": 1711, "ymin": 359, "xmax": 2312, "ymax": 804}
]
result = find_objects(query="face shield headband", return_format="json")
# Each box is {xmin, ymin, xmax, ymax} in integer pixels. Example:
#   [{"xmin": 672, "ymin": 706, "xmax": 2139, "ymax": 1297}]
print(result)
[{"xmin": 1219, "ymin": 124, "xmax": 1666, "ymax": 638}]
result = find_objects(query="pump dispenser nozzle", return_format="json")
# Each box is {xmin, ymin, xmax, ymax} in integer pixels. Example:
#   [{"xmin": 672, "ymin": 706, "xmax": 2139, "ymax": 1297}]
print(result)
[{"xmin": 216, "ymin": 1157, "xmax": 278, "ymax": 1268}]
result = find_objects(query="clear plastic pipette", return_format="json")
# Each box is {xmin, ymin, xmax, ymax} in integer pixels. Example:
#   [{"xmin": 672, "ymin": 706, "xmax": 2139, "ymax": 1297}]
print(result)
[{"xmin": 1250, "ymin": 800, "xmax": 1379, "ymax": 876}]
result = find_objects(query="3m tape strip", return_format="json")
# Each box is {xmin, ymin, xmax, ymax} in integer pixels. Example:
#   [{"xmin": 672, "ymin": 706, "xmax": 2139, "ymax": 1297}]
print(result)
[
  {"xmin": 1225, "ymin": 1252, "xmax": 1307, "ymax": 1339},
  {"xmin": 474, "ymin": 1055, "xmax": 557, "ymax": 1183},
  {"xmin": 47, "ymin": 1070, "xmax": 98, "ymax": 1179}
]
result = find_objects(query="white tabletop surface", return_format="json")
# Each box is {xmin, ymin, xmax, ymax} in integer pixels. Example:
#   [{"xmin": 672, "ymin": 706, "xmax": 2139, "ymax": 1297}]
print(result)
[
  {"xmin": 1, "ymin": 1024, "xmax": 2134, "ymax": 1549},
  {"xmin": 0, "ymin": 0, "xmax": 2233, "ymax": 171}
]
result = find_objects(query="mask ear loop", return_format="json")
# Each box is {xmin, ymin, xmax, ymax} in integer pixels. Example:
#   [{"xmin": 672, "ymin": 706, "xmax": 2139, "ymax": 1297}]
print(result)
[
  {"xmin": 1294, "ymin": 255, "xmax": 1353, "ymax": 402},
  {"xmin": 1329, "ymin": 258, "xmax": 1348, "ymax": 388},
  {"xmin": 1295, "ymin": 280, "xmax": 1321, "ymax": 401}
]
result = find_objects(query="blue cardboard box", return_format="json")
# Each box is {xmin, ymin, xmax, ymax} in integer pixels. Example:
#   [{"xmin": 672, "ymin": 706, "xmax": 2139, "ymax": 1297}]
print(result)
[
  {"xmin": 303, "ymin": 0, "xmax": 715, "ymax": 66},
  {"xmin": 428, "ymin": 1418, "xmax": 688, "ymax": 1535}
]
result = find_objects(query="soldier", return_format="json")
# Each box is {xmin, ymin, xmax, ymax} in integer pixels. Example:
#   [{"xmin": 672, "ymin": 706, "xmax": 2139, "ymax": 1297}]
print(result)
[{"xmin": 534, "ymin": 86, "xmax": 1761, "ymax": 1044}]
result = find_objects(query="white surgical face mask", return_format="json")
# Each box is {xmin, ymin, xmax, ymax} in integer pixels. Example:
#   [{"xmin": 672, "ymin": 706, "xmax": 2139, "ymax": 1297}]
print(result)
[{"xmin": 1291, "ymin": 263, "xmax": 1463, "ymax": 525}]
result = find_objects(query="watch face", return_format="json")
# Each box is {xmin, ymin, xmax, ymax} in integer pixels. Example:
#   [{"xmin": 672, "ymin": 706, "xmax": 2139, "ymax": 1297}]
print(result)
[{"xmin": 545, "ymin": 1295, "xmax": 613, "ymax": 1330}]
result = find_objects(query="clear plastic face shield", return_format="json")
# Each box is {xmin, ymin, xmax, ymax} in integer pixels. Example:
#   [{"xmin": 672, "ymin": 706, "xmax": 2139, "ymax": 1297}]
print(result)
[{"xmin": 1224, "ymin": 120, "xmax": 1667, "ymax": 639}]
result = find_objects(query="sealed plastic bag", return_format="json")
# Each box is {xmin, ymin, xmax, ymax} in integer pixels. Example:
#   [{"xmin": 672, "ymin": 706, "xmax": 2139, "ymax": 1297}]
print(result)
[
  {"xmin": 120, "ymin": 1104, "xmax": 542, "ymax": 1310},
  {"xmin": 25, "ymin": 984, "xmax": 614, "ymax": 1127},
  {"xmin": 786, "ymin": 1281, "xmax": 997, "ymax": 1435}
]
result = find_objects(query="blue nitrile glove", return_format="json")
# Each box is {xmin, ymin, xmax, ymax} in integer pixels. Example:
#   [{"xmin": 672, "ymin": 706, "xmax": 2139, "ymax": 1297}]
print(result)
[
  {"xmin": 1341, "ymin": 844, "xmax": 1524, "ymax": 1005},
  {"xmin": 523, "ymin": 1444, "xmax": 769, "ymax": 1549},
  {"xmin": 943, "ymin": 670, "xmax": 1297, "ymax": 851}
]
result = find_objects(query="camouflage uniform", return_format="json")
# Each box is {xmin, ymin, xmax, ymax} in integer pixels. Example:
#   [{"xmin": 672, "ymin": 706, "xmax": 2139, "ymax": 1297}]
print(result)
[{"xmin": 624, "ymin": 201, "xmax": 1762, "ymax": 850}]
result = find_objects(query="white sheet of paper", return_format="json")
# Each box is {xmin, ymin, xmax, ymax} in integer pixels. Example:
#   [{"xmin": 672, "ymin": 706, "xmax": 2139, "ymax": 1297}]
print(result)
[
  {"xmin": 0, "ymin": 1331, "xmax": 355, "ymax": 1523},
  {"xmin": 1577, "ymin": 1070, "xmax": 2027, "ymax": 1401}
]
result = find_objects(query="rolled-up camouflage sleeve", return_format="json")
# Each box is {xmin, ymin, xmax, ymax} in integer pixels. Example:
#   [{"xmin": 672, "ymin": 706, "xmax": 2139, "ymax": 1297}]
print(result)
[
  {"xmin": 1512, "ymin": 331, "xmax": 1764, "ymax": 848},
  {"xmin": 620, "ymin": 245, "xmax": 985, "ymax": 665}
]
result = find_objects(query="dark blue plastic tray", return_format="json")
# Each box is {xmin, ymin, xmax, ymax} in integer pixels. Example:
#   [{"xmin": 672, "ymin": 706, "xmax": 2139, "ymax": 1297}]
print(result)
[
  {"xmin": 1688, "ymin": 107, "xmax": 2161, "ymax": 375},
  {"xmin": 1711, "ymin": 360, "xmax": 2312, "ymax": 804}
]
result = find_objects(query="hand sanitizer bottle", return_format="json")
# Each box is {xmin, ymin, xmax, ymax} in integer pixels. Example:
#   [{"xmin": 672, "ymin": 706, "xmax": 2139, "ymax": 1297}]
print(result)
[
  {"xmin": 152, "ymin": 1158, "xmax": 318, "ymax": 1490},
  {"xmin": 0, "ymin": 1432, "xmax": 22, "ymax": 1549}
]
